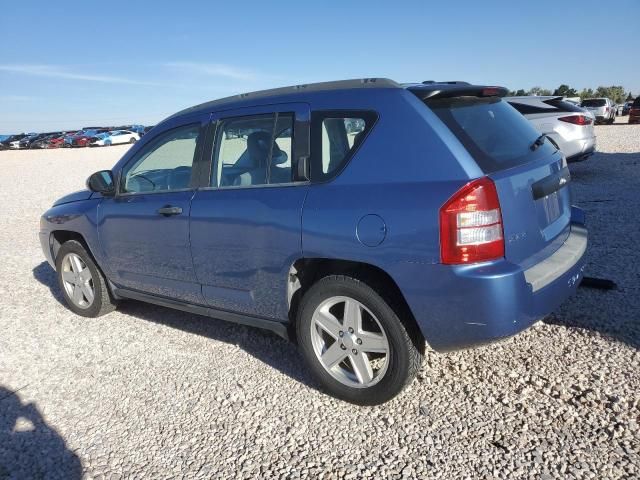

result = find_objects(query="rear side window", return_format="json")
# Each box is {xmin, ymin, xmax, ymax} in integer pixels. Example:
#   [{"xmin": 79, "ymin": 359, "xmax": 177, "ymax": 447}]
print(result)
[
  {"xmin": 310, "ymin": 111, "xmax": 377, "ymax": 182},
  {"xmin": 581, "ymin": 99, "xmax": 606, "ymax": 107},
  {"xmin": 427, "ymin": 97, "xmax": 554, "ymax": 173}
]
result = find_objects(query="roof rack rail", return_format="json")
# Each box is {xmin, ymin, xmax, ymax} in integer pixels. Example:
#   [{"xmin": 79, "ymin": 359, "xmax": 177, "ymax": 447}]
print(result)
[{"xmin": 422, "ymin": 80, "xmax": 470, "ymax": 85}]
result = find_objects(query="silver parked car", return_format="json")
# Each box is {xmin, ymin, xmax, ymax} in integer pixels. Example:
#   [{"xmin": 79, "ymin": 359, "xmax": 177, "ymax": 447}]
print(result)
[
  {"xmin": 580, "ymin": 97, "xmax": 616, "ymax": 124},
  {"xmin": 506, "ymin": 96, "xmax": 596, "ymax": 163}
]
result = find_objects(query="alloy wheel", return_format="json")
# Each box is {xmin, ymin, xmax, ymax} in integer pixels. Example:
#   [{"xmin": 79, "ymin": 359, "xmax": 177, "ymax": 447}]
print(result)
[
  {"xmin": 61, "ymin": 253, "xmax": 95, "ymax": 309},
  {"xmin": 310, "ymin": 296, "xmax": 390, "ymax": 388}
]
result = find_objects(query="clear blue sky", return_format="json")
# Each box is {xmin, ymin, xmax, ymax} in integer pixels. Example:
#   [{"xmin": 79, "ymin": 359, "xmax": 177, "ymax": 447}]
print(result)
[{"xmin": 1, "ymin": 0, "xmax": 638, "ymax": 132}]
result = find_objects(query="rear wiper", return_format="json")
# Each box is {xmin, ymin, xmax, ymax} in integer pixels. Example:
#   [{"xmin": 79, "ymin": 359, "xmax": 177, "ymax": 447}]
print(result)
[{"xmin": 530, "ymin": 134, "xmax": 547, "ymax": 151}]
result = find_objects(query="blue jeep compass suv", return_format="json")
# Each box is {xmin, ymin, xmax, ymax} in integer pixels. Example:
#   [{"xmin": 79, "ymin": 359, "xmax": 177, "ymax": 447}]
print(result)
[{"xmin": 40, "ymin": 79, "xmax": 588, "ymax": 404}]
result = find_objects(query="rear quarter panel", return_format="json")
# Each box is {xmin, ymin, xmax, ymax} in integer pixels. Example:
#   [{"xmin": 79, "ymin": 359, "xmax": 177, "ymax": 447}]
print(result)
[{"xmin": 301, "ymin": 89, "xmax": 478, "ymax": 275}]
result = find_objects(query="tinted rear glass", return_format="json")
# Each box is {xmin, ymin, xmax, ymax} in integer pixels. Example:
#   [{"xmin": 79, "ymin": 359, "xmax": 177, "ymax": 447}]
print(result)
[
  {"xmin": 581, "ymin": 99, "xmax": 606, "ymax": 107},
  {"xmin": 544, "ymin": 99, "xmax": 585, "ymax": 112},
  {"xmin": 427, "ymin": 97, "xmax": 555, "ymax": 173},
  {"xmin": 633, "ymin": 98, "xmax": 640, "ymax": 107}
]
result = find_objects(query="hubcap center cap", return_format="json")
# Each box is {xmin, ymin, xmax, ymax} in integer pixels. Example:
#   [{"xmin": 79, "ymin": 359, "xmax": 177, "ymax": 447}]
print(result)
[{"xmin": 342, "ymin": 332, "xmax": 357, "ymax": 350}]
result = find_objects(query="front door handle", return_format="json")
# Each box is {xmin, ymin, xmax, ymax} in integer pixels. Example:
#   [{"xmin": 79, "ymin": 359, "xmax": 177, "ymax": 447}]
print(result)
[{"xmin": 157, "ymin": 205, "xmax": 183, "ymax": 216}]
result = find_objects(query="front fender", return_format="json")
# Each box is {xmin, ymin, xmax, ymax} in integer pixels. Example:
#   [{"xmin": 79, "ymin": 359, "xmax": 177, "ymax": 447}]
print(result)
[{"xmin": 39, "ymin": 199, "xmax": 106, "ymax": 273}]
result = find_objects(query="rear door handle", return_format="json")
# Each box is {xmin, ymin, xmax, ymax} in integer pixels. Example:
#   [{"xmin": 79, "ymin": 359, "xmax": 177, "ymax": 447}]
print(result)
[{"xmin": 157, "ymin": 205, "xmax": 183, "ymax": 216}]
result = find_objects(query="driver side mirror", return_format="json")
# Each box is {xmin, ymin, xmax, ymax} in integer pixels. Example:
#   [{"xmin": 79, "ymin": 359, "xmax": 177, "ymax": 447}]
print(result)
[{"xmin": 86, "ymin": 170, "xmax": 115, "ymax": 196}]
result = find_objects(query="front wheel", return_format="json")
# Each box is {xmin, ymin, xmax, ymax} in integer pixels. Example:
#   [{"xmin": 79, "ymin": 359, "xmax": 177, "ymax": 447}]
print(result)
[
  {"xmin": 55, "ymin": 240, "xmax": 116, "ymax": 317},
  {"xmin": 297, "ymin": 275, "xmax": 422, "ymax": 405},
  {"xmin": 129, "ymin": 137, "xmax": 136, "ymax": 144}
]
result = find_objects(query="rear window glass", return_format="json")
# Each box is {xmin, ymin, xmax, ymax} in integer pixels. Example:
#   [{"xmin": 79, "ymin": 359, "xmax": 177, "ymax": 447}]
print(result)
[
  {"xmin": 581, "ymin": 99, "xmax": 606, "ymax": 107},
  {"xmin": 544, "ymin": 99, "xmax": 585, "ymax": 112},
  {"xmin": 310, "ymin": 111, "xmax": 377, "ymax": 181},
  {"xmin": 427, "ymin": 97, "xmax": 555, "ymax": 173},
  {"xmin": 633, "ymin": 98, "xmax": 640, "ymax": 107}
]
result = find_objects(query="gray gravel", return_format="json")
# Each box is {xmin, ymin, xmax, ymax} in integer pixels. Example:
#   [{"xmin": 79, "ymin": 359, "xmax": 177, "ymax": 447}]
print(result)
[{"xmin": 1, "ymin": 122, "xmax": 639, "ymax": 479}]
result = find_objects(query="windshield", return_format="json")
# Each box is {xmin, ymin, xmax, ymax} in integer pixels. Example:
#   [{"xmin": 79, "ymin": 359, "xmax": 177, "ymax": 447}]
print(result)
[
  {"xmin": 427, "ymin": 97, "xmax": 555, "ymax": 173},
  {"xmin": 581, "ymin": 99, "xmax": 606, "ymax": 107}
]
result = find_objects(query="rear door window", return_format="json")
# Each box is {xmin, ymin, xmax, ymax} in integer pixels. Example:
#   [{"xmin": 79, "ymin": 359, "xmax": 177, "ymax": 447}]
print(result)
[
  {"xmin": 212, "ymin": 113, "xmax": 294, "ymax": 187},
  {"xmin": 581, "ymin": 99, "xmax": 606, "ymax": 107},
  {"xmin": 427, "ymin": 97, "xmax": 555, "ymax": 173}
]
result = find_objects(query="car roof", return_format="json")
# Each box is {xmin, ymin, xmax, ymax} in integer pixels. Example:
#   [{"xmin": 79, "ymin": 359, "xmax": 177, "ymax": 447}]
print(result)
[
  {"xmin": 164, "ymin": 78, "xmax": 509, "ymax": 125},
  {"xmin": 166, "ymin": 78, "xmax": 400, "ymax": 121}
]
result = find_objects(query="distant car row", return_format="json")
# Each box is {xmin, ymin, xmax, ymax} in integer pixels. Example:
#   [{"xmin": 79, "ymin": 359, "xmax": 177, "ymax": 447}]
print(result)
[{"xmin": 0, "ymin": 125, "xmax": 154, "ymax": 150}]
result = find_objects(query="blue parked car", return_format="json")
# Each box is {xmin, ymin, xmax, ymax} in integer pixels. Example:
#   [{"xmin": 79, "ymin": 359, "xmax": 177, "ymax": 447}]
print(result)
[{"xmin": 39, "ymin": 79, "xmax": 587, "ymax": 404}]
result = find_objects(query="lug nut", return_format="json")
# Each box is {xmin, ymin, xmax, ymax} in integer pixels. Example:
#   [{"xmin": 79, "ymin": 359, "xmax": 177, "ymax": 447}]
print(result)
[
  {"xmin": 352, "ymin": 349, "xmax": 358, "ymax": 355},
  {"xmin": 348, "ymin": 327, "xmax": 354, "ymax": 333},
  {"xmin": 340, "ymin": 344, "xmax": 346, "ymax": 350},
  {"xmin": 339, "ymin": 331, "xmax": 344, "ymax": 337},
  {"xmin": 356, "ymin": 338, "xmax": 362, "ymax": 345}
]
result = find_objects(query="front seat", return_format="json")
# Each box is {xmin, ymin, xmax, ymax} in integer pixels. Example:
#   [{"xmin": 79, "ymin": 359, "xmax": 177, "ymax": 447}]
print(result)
[{"xmin": 234, "ymin": 131, "xmax": 286, "ymax": 186}]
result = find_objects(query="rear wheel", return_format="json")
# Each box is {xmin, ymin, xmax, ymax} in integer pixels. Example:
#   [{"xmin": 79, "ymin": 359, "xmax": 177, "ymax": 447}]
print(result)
[
  {"xmin": 55, "ymin": 240, "xmax": 116, "ymax": 317},
  {"xmin": 297, "ymin": 275, "xmax": 422, "ymax": 405},
  {"xmin": 129, "ymin": 137, "xmax": 136, "ymax": 144}
]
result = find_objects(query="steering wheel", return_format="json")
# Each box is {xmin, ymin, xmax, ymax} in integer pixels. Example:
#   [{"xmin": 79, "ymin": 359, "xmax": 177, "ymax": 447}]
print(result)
[{"xmin": 128, "ymin": 172, "xmax": 156, "ymax": 191}]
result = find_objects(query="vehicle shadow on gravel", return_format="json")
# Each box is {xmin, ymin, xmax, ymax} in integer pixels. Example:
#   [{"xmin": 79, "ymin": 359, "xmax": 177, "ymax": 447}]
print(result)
[
  {"xmin": 118, "ymin": 300, "xmax": 319, "ymax": 389},
  {"xmin": 33, "ymin": 261, "xmax": 66, "ymax": 306},
  {"xmin": 32, "ymin": 261, "xmax": 319, "ymax": 391},
  {"xmin": 0, "ymin": 386, "xmax": 82, "ymax": 479}
]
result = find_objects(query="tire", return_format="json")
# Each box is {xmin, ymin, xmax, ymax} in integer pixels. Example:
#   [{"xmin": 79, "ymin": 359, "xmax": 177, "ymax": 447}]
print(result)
[
  {"xmin": 129, "ymin": 137, "xmax": 136, "ymax": 144},
  {"xmin": 297, "ymin": 275, "xmax": 422, "ymax": 405},
  {"xmin": 55, "ymin": 240, "xmax": 116, "ymax": 317}
]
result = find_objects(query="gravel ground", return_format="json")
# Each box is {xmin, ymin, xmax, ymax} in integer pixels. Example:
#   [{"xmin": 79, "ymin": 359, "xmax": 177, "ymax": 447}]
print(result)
[{"xmin": 0, "ymin": 122, "xmax": 638, "ymax": 479}]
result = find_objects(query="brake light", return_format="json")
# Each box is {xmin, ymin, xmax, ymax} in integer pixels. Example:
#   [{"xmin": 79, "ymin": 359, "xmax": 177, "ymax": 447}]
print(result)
[
  {"xmin": 558, "ymin": 115, "xmax": 593, "ymax": 126},
  {"xmin": 481, "ymin": 87, "xmax": 501, "ymax": 97},
  {"xmin": 440, "ymin": 177, "xmax": 504, "ymax": 264}
]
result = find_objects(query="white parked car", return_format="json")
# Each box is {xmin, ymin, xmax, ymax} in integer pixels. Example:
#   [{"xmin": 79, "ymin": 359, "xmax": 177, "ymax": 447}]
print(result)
[
  {"xmin": 89, "ymin": 130, "xmax": 140, "ymax": 147},
  {"xmin": 506, "ymin": 96, "xmax": 596, "ymax": 163}
]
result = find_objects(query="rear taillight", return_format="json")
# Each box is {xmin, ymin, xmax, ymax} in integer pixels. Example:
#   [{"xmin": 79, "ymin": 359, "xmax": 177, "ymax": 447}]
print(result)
[
  {"xmin": 558, "ymin": 115, "xmax": 593, "ymax": 126},
  {"xmin": 440, "ymin": 177, "xmax": 504, "ymax": 264}
]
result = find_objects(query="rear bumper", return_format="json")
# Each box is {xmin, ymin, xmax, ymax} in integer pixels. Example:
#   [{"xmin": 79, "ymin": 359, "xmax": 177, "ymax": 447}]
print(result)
[
  {"xmin": 567, "ymin": 144, "xmax": 596, "ymax": 163},
  {"xmin": 396, "ymin": 220, "xmax": 587, "ymax": 352}
]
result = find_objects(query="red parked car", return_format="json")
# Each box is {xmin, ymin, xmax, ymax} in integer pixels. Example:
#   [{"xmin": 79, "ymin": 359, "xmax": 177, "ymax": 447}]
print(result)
[
  {"xmin": 47, "ymin": 132, "xmax": 75, "ymax": 148},
  {"xmin": 628, "ymin": 97, "xmax": 640, "ymax": 124},
  {"xmin": 66, "ymin": 129, "xmax": 108, "ymax": 147}
]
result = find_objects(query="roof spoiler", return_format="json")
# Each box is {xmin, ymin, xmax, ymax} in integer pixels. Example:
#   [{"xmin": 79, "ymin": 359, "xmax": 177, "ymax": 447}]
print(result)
[{"xmin": 407, "ymin": 83, "xmax": 509, "ymax": 100}]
